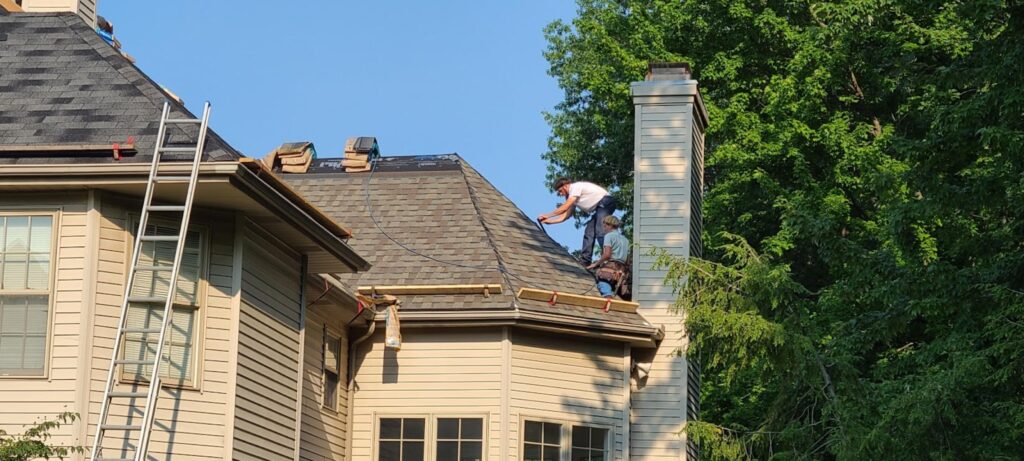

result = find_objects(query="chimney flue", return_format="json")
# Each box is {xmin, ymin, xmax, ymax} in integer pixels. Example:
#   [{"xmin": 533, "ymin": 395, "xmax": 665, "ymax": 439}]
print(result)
[{"xmin": 645, "ymin": 62, "xmax": 692, "ymax": 81}]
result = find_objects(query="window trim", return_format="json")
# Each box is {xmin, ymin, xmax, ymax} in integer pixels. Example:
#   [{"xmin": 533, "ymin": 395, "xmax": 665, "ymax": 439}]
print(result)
[
  {"xmin": 117, "ymin": 216, "xmax": 210, "ymax": 389},
  {"xmin": 321, "ymin": 324, "xmax": 342, "ymax": 412},
  {"xmin": 0, "ymin": 209, "xmax": 60, "ymax": 379},
  {"xmin": 372, "ymin": 413, "xmax": 489, "ymax": 461},
  {"xmin": 519, "ymin": 415, "xmax": 613, "ymax": 461}
]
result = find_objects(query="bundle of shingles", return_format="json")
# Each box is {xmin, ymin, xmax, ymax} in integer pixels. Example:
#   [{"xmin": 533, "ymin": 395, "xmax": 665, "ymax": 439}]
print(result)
[
  {"xmin": 261, "ymin": 141, "xmax": 316, "ymax": 173},
  {"xmin": 339, "ymin": 136, "xmax": 379, "ymax": 173}
]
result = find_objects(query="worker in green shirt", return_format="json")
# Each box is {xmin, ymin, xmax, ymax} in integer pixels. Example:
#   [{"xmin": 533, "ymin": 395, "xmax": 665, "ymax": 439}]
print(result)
[{"xmin": 587, "ymin": 216, "xmax": 629, "ymax": 297}]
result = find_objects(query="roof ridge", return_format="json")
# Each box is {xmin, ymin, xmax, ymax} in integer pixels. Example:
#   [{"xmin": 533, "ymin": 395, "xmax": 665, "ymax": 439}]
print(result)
[{"xmin": 457, "ymin": 158, "xmax": 519, "ymax": 306}]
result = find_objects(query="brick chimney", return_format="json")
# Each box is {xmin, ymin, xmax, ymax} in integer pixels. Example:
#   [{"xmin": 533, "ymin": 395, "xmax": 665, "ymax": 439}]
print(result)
[
  {"xmin": 630, "ymin": 62, "xmax": 708, "ymax": 460},
  {"xmin": 18, "ymin": 0, "xmax": 97, "ymax": 27}
]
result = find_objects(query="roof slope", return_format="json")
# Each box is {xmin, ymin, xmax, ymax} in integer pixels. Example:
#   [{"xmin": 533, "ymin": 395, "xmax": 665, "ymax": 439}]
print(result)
[
  {"xmin": 286, "ymin": 155, "xmax": 651, "ymax": 329},
  {"xmin": 0, "ymin": 12, "xmax": 241, "ymax": 163}
]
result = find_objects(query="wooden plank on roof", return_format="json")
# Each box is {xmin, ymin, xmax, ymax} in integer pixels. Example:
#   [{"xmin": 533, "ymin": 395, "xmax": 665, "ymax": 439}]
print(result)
[
  {"xmin": 516, "ymin": 287, "xmax": 639, "ymax": 314},
  {"xmin": 0, "ymin": 143, "xmax": 136, "ymax": 153},
  {"xmin": 357, "ymin": 284, "xmax": 503, "ymax": 296}
]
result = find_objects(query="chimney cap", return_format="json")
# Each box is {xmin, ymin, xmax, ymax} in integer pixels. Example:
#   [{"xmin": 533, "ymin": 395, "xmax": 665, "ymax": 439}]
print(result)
[{"xmin": 646, "ymin": 62, "xmax": 692, "ymax": 81}]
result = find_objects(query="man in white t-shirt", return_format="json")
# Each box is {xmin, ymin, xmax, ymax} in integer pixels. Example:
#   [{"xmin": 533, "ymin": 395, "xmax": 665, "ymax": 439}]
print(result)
[{"xmin": 538, "ymin": 177, "xmax": 618, "ymax": 266}]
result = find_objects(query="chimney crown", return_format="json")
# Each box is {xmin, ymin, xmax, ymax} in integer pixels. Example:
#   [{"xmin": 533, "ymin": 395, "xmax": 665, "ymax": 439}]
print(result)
[{"xmin": 645, "ymin": 62, "xmax": 692, "ymax": 81}]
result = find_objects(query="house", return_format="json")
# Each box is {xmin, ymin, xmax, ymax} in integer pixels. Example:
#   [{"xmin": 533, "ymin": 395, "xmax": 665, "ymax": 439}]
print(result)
[{"xmin": 1, "ymin": 2, "xmax": 707, "ymax": 460}]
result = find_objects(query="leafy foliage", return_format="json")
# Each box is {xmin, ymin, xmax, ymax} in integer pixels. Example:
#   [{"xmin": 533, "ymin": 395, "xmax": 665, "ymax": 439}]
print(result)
[
  {"xmin": 545, "ymin": 1, "xmax": 1024, "ymax": 459},
  {"xmin": 0, "ymin": 412, "xmax": 84, "ymax": 460}
]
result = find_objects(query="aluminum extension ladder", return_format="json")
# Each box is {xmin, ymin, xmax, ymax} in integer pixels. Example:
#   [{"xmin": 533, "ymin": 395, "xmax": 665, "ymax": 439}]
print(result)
[{"xmin": 89, "ymin": 101, "xmax": 211, "ymax": 461}]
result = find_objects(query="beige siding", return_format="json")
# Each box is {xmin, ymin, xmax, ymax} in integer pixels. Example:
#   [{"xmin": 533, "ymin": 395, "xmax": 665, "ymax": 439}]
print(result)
[
  {"xmin": 232, "ymin": 226, "xmax": 302, "ymax": 460},
  {"xmin": 350, "ymin": 328, "xmax": 504, "ymax": 460},
  {"xmin": 0, "ymin": 193, "xmax": 88, "ymax": 450},
  {"xmin": 85, "ymin": 198, "xmax": 236, "ymax": 460},
  {"xmin": 508, "ymin": 331, "xmax": 628, "ymax": 461},
  {"xmin": 630, "ymin": 82, "xmax": 705, "ymax": 460},
  {"xmin": 299, "ymin": 300, "xmax": 350, "ymax": 460},
  {"xmin": 20, "ymin": 0, "xmax": 96, "ymax": 24}
]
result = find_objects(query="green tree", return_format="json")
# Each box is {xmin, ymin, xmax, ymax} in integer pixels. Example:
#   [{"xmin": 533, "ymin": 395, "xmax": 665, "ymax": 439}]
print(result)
[
  {"xmin": 545, "ymin": 1, "xmax": 1024, "ymax": 459},
  {"xmin": 0, "ymin": 412, "xmax": 84, "ymax": 460}
]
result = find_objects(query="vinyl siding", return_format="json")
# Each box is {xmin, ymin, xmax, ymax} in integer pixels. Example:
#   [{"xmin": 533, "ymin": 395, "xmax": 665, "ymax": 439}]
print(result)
[
  {"xmin": 86, "ymin": 197, "xmax": 236, "ymax": 461},
  {"xmin": 0, "ymin": 192, "xmax": 87, "ymax": 450},
  {"xmin": 631, "ymin": 87, "xmax": 704, "ymax": 460},
  {"xmin": 231, "ymin": 226, "xmax": 302, "ymax": 460},
  {"xmin": 299, "ymin": 300, "xmax": 351, "ymax": 461},
  {"xmin": 508, "ymin": 330, "xmax": 628, "ymax": 461},
  {"xmin": 20, "ymin": 0, "xmax": 96, "ymax": 24},
  {"xmin": 350, "ymin": 327, "xmax": 503, "ymax": 460}
]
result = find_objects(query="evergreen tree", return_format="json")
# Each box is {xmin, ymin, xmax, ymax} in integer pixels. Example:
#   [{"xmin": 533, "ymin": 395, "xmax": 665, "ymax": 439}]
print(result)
[{"xmin": 544, "ymin": 1, "xmax": 1024, "ymax": 458}]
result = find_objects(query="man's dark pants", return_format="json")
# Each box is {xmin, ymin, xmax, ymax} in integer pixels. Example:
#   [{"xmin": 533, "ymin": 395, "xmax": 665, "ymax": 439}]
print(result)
[{"xmin": 580, "ymin": 195, "xmax": 617, "ymax": 265}]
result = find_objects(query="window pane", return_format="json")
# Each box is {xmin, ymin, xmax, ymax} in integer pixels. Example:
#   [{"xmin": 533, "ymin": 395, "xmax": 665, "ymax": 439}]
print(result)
[
  {"xmin": 590, "ymin": 428, "xmax": 608, "ymax": 449},
  {"xmin": 25, "ymin": 296, "xmax": 47, "ymax": 334},
  {"xmin": 572, "ymin": 426, "xmax": 589, "ymax": 448},
  {"xmin": 4, "ymin": 217, "xmax": 28, "ymax": 253},
  {"xmin": 132, "ymin": 225, "xmax": 201, "ymax": 306},
  {"xmin": 3, "ymin": 254, "xmax": 27, "ymax": 289},
  {"xmin": 26, "ymin": 254, "xmax": 49, "ymax": 290},
  {"xmin": 1, "ymin": 298, "xmax": 26, "ymax": 334},
  {"xmin": 0, "ymin": 335, "xmax": 24, "ymax": 370},
  {"xmin": 523, "ymin": 444, "xmax": 541, "ymax": 461},
  {"xmin": 29, "ymin": 216, "xmax": 52, "ymax": 253},
  {"xmin": 543, "ymin": 423, "xmax": 561, "ymax": 444},
  {"xmin": 401, "ymin": 441, "xmax": 423, "ymax": 461},
  {"xmin": 380, "ymin": 418, "xmax": 401, "ymax": 439},
  {"xmin": 122, "ymin": 305, "xmax": 194, "ymax": 381},
  {"xmin": 436, "ymin": 441, "xmax": 457, "ymax": 460},
  {"xmin": 22, "ymin": 335, "xmax": 45, "ymax": 370},
  {"xmin": 403, "ymin": 418, "xmax": 424, "ymax": 439},
  {"xmin": 437, "ymin": 418, "xmax": 458, "ymax": 439},
  {"xmin": 542, "ymin": 446, "xmax": 559, "ymax": 461},
  {"xmin": 524, "ymin": 421, "xmax": 542, "ymax": 442},
  {"xmin": 571, "ymin": 448, "xmax": 588, "ymax": 461},
  {"xmin": 379, "ymin": 441, "xmax": 400, "ymax": 461},
  {"xmin": 460, "ymin": 441, "xmax": 482, "ymax": 461},
  {"xmin": 461, "ymin": 418, "xmax": 483, "ymax": 439}
]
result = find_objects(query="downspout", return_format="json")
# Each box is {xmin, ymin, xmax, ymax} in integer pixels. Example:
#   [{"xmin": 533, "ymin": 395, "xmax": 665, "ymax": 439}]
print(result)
[{"xmin": 345, "ymin": 314, "xmax": 376, "ymax": 458}]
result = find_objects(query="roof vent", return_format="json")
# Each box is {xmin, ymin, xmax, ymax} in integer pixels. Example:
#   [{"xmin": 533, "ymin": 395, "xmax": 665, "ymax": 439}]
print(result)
[
  {"xmin": 342, "ymin": 136, "xmax": 379, "ymax": 173},
  {"xmin": 645, "ymin": 62, "xmax": 692, "ymax": 81}
]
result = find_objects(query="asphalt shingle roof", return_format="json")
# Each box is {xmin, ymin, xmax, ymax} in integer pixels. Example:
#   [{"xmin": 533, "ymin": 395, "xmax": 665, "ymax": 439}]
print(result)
[
  {"xmin": 0, "ymin": 12, "xmax": 242, "ymax": 163},
  {"xmin": 286, "ymin": 155, "xmax": 653, "ymax": 329}
]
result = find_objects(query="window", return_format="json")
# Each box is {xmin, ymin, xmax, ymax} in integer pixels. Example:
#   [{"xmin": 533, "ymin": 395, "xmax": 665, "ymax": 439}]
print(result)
[
  {"xmin": 571, "ymin": 426, "xmax": 609, "ymax": 461},
  {"xmin": 378, "ymin": 417, "xmax": 425, "ymax": 461},
  {"xmin": 121, "ymin": 222, "xmax": 203, "ymax": 385},
  {"xmin": 523, "ymin": 421, "xmax": 561, "ymax": 461},
  {"xmin": 323, "ymin": 330, "xmax": 341, "ymax": 410},
  {"xmin": 436, "ymin": 417, "xmax": 483, "ymax": 461},
  {"xmin": 0, "ymin": 214, "xmax": 53, "ymax": 376}
]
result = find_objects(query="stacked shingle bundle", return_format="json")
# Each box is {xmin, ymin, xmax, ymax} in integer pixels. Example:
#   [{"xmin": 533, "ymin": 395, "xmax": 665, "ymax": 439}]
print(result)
[
  {"xmin": 341, "ymin": 137, "xmax": 379, "ymax": 173},
  {"xmin": 262, "ymin": 142, "xmax": 316, "ymax": 173}
]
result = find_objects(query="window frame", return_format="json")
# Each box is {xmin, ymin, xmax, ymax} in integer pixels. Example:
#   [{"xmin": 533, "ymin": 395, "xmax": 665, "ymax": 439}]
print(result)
[
  {"xmin": 519, "ymin": 416, "xmax": 613, "ymax": 461},
  {"xmin": 372, "ymin": 413, "xmax": 489, "ymax": 461},
  {"xmin": 118, "ymin": 216, "xmax": 209, "ymax": 389},
  {"xmin": 0, "ymin": 209, "xmax": 59, "ymax": 379}
]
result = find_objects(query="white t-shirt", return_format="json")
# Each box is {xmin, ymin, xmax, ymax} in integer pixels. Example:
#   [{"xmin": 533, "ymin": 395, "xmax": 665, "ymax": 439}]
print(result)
[{"xmin": 568, "ymin": 181, "xmax": 609, "ymax": 213}]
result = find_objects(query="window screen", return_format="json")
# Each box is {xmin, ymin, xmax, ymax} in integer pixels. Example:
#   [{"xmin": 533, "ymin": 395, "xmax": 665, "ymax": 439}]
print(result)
[
  {"xmin": 0, "ymin": 215, "xmax": 53, "ymax": 376},
  {"xmin": 571, "ymin": 426, "xmax": 609, "ymax": 461},
  {"xmin": 323, "ymin": 332, "xmax": 341, "ymax": 410},
  {"xmin": 378, "ymin": 417, "xmax": 425, "ymax": 461},
  {"xmin": 523, "ymin": 420, "xmax": 561, "ymax": 461},
  {"xmin": 122, "ymin": 222, "xmax": 202, "ymax": 384},
  {"xmin": 436, "ymin": 417, "xmax": 483, "ymax": 461}
]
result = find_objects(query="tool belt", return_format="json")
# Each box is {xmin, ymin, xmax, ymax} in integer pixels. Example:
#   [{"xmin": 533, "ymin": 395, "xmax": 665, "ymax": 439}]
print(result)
[{"xmin": 595, "ymin": 260, "xmax": 626, "ymax": 284}]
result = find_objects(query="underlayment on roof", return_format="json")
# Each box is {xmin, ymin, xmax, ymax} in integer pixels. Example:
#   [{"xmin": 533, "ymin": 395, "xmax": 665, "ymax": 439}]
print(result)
[
  {"xmin": 286, "ymin": 155, "xmax": 653, "ymax": 329},
  {"xmin": 0, "ymin": 12, "xmax": 242, "ymax": 163}
]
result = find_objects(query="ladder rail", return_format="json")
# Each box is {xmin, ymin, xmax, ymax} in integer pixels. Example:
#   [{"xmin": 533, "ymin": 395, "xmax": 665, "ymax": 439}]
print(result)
[
  {"xmin": 89, "ymin": 101, "xmax": 171, "ymax": 461},
  {"xmin": 89, "ymin": 101, "xmax": 212, "ymax": 461},
  {"xmin": 135, "ymin": 101, "xmax": 211, "ymax": 460}
]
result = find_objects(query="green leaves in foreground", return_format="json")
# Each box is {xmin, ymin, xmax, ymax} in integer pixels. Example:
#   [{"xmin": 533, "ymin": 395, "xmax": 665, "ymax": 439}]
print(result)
[{"xmin": 0, "ymin": 412, "xmax": 84, "ymax": 461}]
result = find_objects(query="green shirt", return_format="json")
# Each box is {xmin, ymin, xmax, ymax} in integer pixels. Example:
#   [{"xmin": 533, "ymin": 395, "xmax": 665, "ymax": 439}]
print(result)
[{"xmin": 603, "ymin": 230, "xmax": 629, "ymax": 262}]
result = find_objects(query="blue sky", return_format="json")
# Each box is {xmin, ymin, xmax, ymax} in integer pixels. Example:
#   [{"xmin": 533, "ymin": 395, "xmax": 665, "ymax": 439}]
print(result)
[{"xmin": 102, "ymin": 1, "xmax": 583, "ymax": 249}]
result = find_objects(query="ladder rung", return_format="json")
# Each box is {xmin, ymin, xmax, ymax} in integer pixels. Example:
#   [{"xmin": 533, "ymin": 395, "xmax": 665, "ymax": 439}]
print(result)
[
  {"xmin": 158, "ymin": 147, "xmax": 197, "ymax": 153},
  {"xmin": 125, "ymin": 297, "xmax": 165, "ymax": 305},
  {"xmin": 122, "ymin": 327, "xmax": 162, "ymax": 334},
  {"xmin": 147, "ymin": 205, "xmax": 186, "ymax": 212},
  {"xmin": 114, "ymin": 359, "xmax": 153, "ymax": 365},
  {"xmin": 135, "ymin": 265, "xmax": 173, "ymax": 272},
  {"xmin": 139, "ymin": 235, "xmax": 179, "ymax": 242},
  {"xmin": 108, "ymin": 391, "xmax": 148, "ymax": 398},
  {"xmin": 100, "ymin": 424, "xmax": 142, "ymax": 431},
  {"xmin": 165, "ymin": 118, "xmax": 202, "ymax": 124},
  {"xmin": 153, "ymin": 175, "xmax": 192, "ymax": 182}
]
